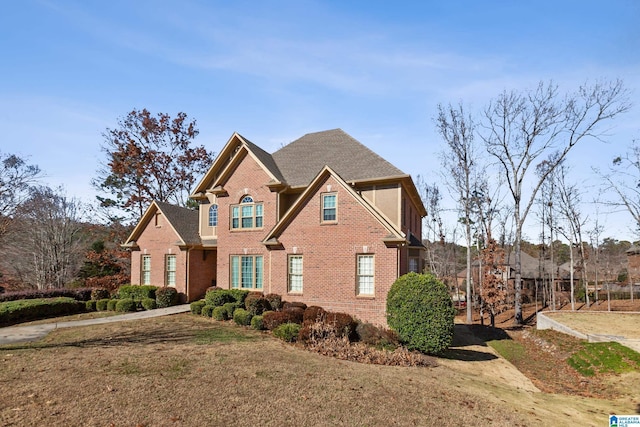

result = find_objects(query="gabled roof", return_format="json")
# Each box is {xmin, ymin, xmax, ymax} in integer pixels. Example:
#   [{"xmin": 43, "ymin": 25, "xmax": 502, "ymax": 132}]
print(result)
[
  {"xmin": 262, "ymin": 165, "xmax": 406, "ymax": 247},
  {"xmin": 191, "ymin": 132, "xmax": 284, "ymax": 197},
  {"xmin": 122, "ymin": 201, "xmax": 200, "ymax": 248},
  {"xmin": 272, "ymin": 129, "xmax": 405, "ymax": 188}
]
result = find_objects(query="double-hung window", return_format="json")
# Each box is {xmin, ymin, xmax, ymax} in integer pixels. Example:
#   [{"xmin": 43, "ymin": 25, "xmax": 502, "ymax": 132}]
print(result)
[
  {"xmin": 141, "ymin": 255, "xmax": 151, "ymax": 285},
  {"xmin": 288, "ymin": 255, "xmax": 303, "ymax": 293},
  {"xmin": 230, "ymin": 255, "xmax": 263, "ymax": 290},
  {"xmin": 231, "ymin": 196, "xmax": 263, "ymax": 229},
  {"xmin": 357, "ymin": 255, "xmax": 375, "ymax": 296},
  {"xmin": 322, "ymin": 193, "xmax": 337, "ymax": 222},
  {"xmin": 165, "ymin": 254, "xmax": 176, "ymax": 287}
]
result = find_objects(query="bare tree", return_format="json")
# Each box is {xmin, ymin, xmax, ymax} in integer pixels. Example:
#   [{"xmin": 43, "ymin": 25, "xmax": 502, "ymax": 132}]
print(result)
[
  {"xmin": 598, "ymin": 138, "xmax": 640, "ymax": 236},
  {"xmin": 0, "ymin": 153, "xmax": 41, "ymax": 238},
  {"xmin": 436, "ymin": 102, "xmax": 479, "ymax": 324},
  {"xmin": 481, "ymin": 80, "xmax": 630, "ymax": 324},
  {"xmin": 2, "ymin": 186, "xmax": 87, "ymax": 289}
]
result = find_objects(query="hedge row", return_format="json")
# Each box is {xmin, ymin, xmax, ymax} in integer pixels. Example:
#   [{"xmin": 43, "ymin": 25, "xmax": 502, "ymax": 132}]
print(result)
[
  {"xmin": 0, "ymin": 288, "xmax": 93, "ymax": 303},
  {"xmin": 0, "ymin": 297, "xmax": 85, "ymax": 326}
]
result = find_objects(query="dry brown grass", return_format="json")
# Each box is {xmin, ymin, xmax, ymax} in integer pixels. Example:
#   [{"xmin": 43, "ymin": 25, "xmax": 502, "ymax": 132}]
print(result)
[
  {"xmin": 545, "ymin": 312, "xmax": 640, "ymax": 338},
  {"xmin": 0, "ymin": 314, "xmax": 635, "ymax": 426}
]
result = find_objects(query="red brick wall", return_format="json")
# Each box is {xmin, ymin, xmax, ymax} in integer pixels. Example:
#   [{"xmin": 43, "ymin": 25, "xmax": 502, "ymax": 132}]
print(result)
[
  {"xmin": 129, "ymin": 210, "xmax": 188, "ymax": 296},
  {"xmin": 268, "ymin": 175, "xmax": 399, "ymax": 326},
  {"xmin": 214, "ymin": 152, "xmax": 277, "ymax": 290},
  {"xmin": 187, "ymin": 249, "xmax": 217, "ymax": 301}
]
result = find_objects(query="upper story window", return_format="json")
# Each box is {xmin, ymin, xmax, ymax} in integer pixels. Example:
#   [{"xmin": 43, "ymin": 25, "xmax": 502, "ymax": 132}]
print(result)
[
  {"xmin": 208, "ymin": 204, "xmax": 218, "ymax": 227},
  {"xmin": 231, "ymin": 195, "xmax": 263, "ymax": 230},
  {"xmin": 321, "ymin": 193, "xmax": 337, "ymax": 222}
]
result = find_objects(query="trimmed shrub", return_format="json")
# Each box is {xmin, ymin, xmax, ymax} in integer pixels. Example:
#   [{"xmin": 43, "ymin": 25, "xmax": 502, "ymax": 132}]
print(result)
[
  {"xmin": 205, "ymin": 289, "xmax": 235, "ymax": 307},
  {"xmin": 85, "ymin": 300, "xmax": 97, "ymax": 311},
  {"xmin": 96, "ymin": 299, "xmax": 110, "ymax": 311},
  {"xmin": 201, "ymin": 305, "xmax": 215, "ymax": 318},
  {"xmin": 386, "ymin": 273, "xmax": 456, "ymax": 355},
  {"xmin": 355, "ymin": 322, "xmax": 400, "ymax": 350},
  {"xmin": 118, "ymin": 285, "xmax": 158, "ymax": 300},
  {"xmin": 91, "ymin": 288, "xmax": 110, "ymax": 301},
  {"xmin": 190, "ymin": 300, "xmax": 207, "ymax": 315},
  {"xmin": 141, "ymin": 298, "xmax": 157, "ymax": 310},
  {"xmin": 263, "ymin": 310, "xmax": 303, "ymax": 330},
  {"xmin": 222, "ymin": 302, "xmax": 239, "ymax": 319},
  {"xmin": 233, "ymin": 308, "xmax": 253, "ymax": 326},
  {"xmin": 228, "ymin": 289, "xmax": 250, "ymax": 305},
  {"xmin": 284, "ymin": 306, "xmax": 304, "ymax": 324},
  {"xmin": 115, "ymin": 298, "xmax": 137, "ymax": 312},
  {"xmin": 156, "ymin": 287, "xmax": 178, "ymax": 308},
  {"xmin": 273, "ymin": 323, "xmax": 301, "ymax": 342},
  {"xmin": 0, "ymin": 288, "xmax": 93, "ymax": 303},
  {"xmin": 251, "ymin": 315, "xmax": 264, "ymax": 330},
  {"xmin": 326, "ymin": 312, "xmax": 357, "ymax": 339},
  {"xmin": 0, "ymin": 297, "xmax": 85, "ymax": 326},
  {"xmin": 212, "ymin": 306, "xmax": 227, "ymax": 321},
  {"xmin": 245, "ymin": 295, "xmax": 271, "ymax": 316},
  {"xmin": 264, "ymin": 293, "xmax": 283, "ymax": 311},
  {"xmin": 303, "ymin": 306, "xmax": 326, "ymax": 323},
  {"xmin": 283, "ymin": 301, "xmax": 307, "ymax": 311},
  {"xmin": 107, "ymin": 299, "xmax": 118, "ymax": 311}
]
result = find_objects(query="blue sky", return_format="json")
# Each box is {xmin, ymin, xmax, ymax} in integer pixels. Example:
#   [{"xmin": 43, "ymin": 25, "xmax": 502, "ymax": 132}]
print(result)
[{"xmin": 1, "ymin": 0, "xmax": 639, "ymax": 241}]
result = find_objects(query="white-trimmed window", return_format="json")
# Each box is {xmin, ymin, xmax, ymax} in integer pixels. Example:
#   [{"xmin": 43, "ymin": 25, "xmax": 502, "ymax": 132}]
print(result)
[
  {"xmin": 231, "ymin": 196, "xmax": 263, "ymax": 229},
  {"xmin": 288, "ymin": 255, "xmax": 303, "ymax": 293},
  {"xmin": 208, "ymin": 204, "xmax": 218, "ymax": 227},
  {"xmin": 141, "ymin": 255, "xmax": 151, "ymax": 285},
  {"xmin": 322, "ymin": 193, "xmax": 337, "ymax": 222},
  {"xmin": 357, "ymin": 254, "xmax": 375, "ymax": 295},
  {"xmin": 165, "ymin": 254, "xmax": 176, "ymax": 287},
  {"xmin": 230, "ymin": 255, "xmax": 263, "ymax": 290}
]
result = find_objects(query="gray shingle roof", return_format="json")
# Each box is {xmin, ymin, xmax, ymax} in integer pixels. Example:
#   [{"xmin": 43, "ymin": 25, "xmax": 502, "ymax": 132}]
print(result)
[
  {"xmin": 272, "ymin": 129, "xmax": 405, "ymax": 187},
  {"xmin": 239, "ymin": 134, "xmax": 286, "ymax": 183},
  {"xmin": 155, "ymin": 201, "xmax": 201, "ymax": 245}
]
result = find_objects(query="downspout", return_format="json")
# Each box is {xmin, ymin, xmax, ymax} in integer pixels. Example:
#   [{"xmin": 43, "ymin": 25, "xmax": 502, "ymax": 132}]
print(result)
[{"xmin": 185, "ymin": 248, "xmax": 191, "ymax": 302}]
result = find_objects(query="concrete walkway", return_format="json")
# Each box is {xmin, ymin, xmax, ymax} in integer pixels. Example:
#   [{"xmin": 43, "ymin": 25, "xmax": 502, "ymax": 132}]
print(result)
[{"xmin": 0, "ymin": 304, "xmax": 191, "ymax": 345}]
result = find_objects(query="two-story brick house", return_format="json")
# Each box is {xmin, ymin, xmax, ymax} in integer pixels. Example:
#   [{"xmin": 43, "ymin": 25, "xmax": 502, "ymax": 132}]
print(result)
[{"xmin": 123, "ymin": 129, "xmax": 426, "ymax": 325}]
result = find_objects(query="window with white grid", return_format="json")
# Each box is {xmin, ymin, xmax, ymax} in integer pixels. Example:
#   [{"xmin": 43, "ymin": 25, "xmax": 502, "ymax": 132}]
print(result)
[
  {"xmin": 288, "ymin": 255, "xmax": 303, "ymax": 293},
  {"xmin": 165, "ymin": 254, "xmax": 176, "ymax": 287},
  {"xmin": 357, "ymin": 254, "xmax": 374, "ymax": 295},
  {"xmin": 141, "ymin": 255, "xmax": 151, "ymax": 285}
]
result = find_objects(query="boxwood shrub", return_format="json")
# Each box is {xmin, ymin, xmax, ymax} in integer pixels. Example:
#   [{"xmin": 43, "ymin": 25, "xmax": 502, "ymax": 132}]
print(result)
[
  {"xmin": 91, "ymin": 288, "xmax": 111, "ymax": 301},
  {"xmin": 119, "ymin": 285, "xmax": 158, "ymax": 300},
  {"xmin": 85, "ymin": 300, "xmax": 97, "ymax": 311},
  {"xmin": 201, "ymin": 305, "xmax": 215, "ymax": 318},
  {"xmin": 156, "ymin": 287, "xmax": 178, "ymax": 308},
  {"xmin": 245, "ymin": 295, "xmax": 271, "ymax": 315},
  {"xmin": 0, "ymin": 297, "xmax": 85, "ymax": 326},
  {"xmin": 107, "ymin": 299, "xmax": 118, "ymax": 311},
  {"xmin": 223, "ymin": 302, "xmax": 240, "ymax": 319},
  {"xmin": 212, "ymin": 305, "xmax": 227, "ymax": 321},
  {"xmin": 96, "ymin": 298, "xmax": 110, "ymax": 311},
  {"xmin": 273, "ymin": 323, "xmax": 301, "ymax": 342},
  {"xmin": 250, "ymin": 315, "xmax": 264, "ymax": 330},
  {"xmin": 386, "ymin": 272, "xmax": 456, "ymax": 355},
  {"xmin": 141, "ymin": 298, "xmax": 157, "ymax": 310},
  {"xmin": 233, "ymin": 308, "xmax": 253, "ymax": 326},
  {"xmin": 0, "ymin": 288, "xmax": 93, "ymax": 303},
  {"xmin": 115, "ymin": 298, "xmax": 137, "ymax": 312},
  {"xmin": 190, "ymin": 299, "xmax": 206, "ymax": 315},
  {"xmin": 264, "ymin": 293, "xmax": 283, "ymax": 311}
]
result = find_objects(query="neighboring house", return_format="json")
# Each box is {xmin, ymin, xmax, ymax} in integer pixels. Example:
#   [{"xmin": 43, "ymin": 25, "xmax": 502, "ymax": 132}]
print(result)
[{"xmin": 123, "ymin": 129, "xmax": 426, "ymax": 325}]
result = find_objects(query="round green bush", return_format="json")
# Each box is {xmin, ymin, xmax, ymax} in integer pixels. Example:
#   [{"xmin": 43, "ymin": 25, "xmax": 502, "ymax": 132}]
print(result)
[
  {"xmin": 205, "ymin": 289, "xmax": 235, "ymax": 307},
  {"xmin": 141, "ymin": 297, "xmax": 157, "ymax": 310},
  {"xmin": 273, "ymin": 322, "xmax": 301, "ymax": 342},
  {"xmin": 264, "ymin": 294, "xmax": 282, "ymax": 311},
  {"xmin": 386, "ymin": 273, "xmax": 456, "ymax": 355},
  {"xmin": 233, "ymin": 308, "xmax": 253, "ymax": 326},
  {"xmin": 85, "ymin": 300, "xmax": 97, "ymax": 311},
  {"xmin": 212, "ymin": 305, "xmax": 227, "ymax": 321},
  {"xmin": 250, "ymin": 315, "xmax": 264, "ymax": 330},
  {"xmin": 156, "ymin": 287, "xmax": 178, "ymax": 308},
  {"xmin": 96, "ymin": 298, "xmax": 110, "ymax": 311},
  {"xmin": 222, "ymin": 302, "xmax": 239, "ymax": 319},
  {"xmin": 107, "ymin": 299, "xmax": 118, "ymax": 311},
  {"xmin": 201, "ymin": 305, "xmax": 215, "ymax": 318},
  {"xmin": 190, "ymin": 299, "xmax": 207, "ymax": 315},
  {"xmin": 115, "ymin": 298, "xmax": 137, "ymax": 312}
]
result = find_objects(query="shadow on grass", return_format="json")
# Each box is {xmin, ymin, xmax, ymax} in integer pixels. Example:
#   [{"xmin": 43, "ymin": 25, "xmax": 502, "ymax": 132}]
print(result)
[
  {"xmin": 440, "ymin": 324, "xmax": 514, "ymax": 362},
  {"xmin": 1, "ymin": 321, "xmax": 262, "ymax": 351}
]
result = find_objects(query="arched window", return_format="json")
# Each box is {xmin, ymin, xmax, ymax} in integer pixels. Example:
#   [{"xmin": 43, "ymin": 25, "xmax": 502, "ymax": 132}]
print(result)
[
  {"xmin": 231, "ymin": 195, "xmax": 263, "ymax": 229},
  {"xmin": 208, "ymin": 204, "xmax": 218, "ymax": 227}
]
